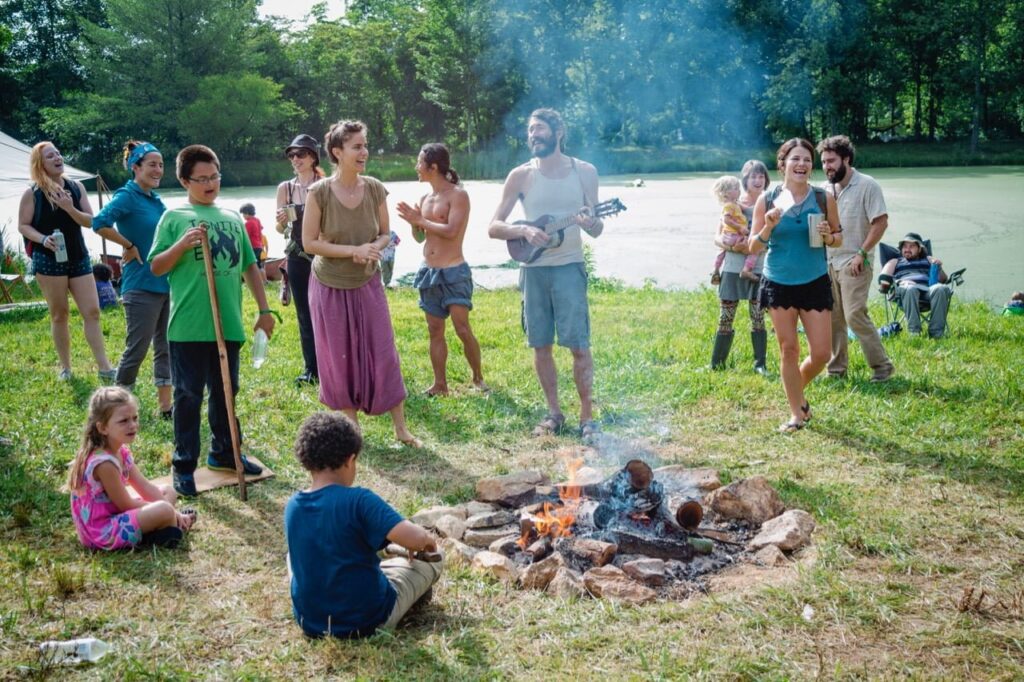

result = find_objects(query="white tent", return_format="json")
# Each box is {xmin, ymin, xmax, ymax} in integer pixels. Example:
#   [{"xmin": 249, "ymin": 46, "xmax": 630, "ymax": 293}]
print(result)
[
  {"xmin": 0, "ymin": 130, "xmax": 94, "ymax": 200},
  {"xmin": 1, "ymin": 130, "xmax": 117, "ymax": 257}
]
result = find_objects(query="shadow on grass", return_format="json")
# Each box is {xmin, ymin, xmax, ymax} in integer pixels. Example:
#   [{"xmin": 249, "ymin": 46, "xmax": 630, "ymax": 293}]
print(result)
[{"xmin": 822, "ymin": 420, "xmax": 1024, "ymax": 497}]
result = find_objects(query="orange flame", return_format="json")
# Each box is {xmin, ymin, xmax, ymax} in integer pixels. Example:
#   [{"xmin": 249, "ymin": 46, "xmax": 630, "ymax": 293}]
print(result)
[{"xmin": 518, "ymin": 457, "xmax": 584, "ymax": 548}]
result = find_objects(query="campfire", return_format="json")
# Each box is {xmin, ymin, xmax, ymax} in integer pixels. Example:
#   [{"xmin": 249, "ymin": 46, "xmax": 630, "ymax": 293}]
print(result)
[{"xmin": 411, "ymin": 447, "xmax": 815, "ymax": 603}]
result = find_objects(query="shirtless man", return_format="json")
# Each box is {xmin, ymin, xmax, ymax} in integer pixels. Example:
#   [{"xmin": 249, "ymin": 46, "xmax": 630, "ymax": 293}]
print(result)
[
  {"xmin": 487, "ymin": 108, "xmax": 603, "ymax": 440},
  {"xmin": 397, "ymin": 143, "xmax": 486, "ymax": 396}
]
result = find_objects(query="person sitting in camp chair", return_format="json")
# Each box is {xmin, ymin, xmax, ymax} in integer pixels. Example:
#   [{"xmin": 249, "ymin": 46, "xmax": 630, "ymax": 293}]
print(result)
[{"xmin": 878, "ymin": 232, "xmax": 955, "ymax": 338}]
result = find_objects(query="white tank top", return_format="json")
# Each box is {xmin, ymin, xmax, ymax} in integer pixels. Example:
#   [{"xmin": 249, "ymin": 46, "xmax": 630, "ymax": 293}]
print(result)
[{"xmin": 520, "ymin": 160, "xmax": 585, "ymax": 267}]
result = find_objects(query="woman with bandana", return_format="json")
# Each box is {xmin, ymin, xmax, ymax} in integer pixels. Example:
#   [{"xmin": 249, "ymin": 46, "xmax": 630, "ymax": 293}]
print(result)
[{"xmin": 90, "ymin": 141, "xmax": 173, "ymax": 417}]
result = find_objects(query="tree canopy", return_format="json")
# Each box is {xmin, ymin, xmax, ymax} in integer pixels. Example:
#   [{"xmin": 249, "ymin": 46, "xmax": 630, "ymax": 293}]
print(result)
[{"xmin": 2, "ymin": 0, "xmax": 1022, "ymax": 169}]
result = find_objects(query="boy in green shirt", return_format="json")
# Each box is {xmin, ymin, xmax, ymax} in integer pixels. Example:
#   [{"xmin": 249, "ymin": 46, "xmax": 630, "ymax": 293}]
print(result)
[{"xmin": 150, "ymin": 145, "xmax": 276, "ymax": 497}]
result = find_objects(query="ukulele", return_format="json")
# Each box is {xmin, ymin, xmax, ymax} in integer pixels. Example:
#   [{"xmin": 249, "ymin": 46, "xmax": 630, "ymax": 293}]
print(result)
[{"xmin": 506, "ymin": 198, "xmax": 627, "ymax": 264}]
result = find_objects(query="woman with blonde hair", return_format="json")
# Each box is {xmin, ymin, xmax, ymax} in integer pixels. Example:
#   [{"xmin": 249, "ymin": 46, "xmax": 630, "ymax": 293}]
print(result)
[
  {"xmin": 302, "ymin": 121, "xmax": 419, "ymax": 447},
  {"xmin": 18, "ymin": 142, "xmax": 115, "ymax": 381}
]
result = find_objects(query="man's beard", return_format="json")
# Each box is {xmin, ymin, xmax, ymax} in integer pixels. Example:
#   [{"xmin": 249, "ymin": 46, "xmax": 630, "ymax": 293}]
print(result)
[
  {"xmin": 827, "ymin": 162, "xmax": 848, "ymax": 184},
  {"xmin": 530, "ymin": 136, "xmax": 557, "ymax": 158}
]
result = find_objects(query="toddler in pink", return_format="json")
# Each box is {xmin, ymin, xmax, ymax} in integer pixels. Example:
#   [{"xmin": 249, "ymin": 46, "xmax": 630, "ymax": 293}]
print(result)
[{"xmin": 69, "ymin": 387, "xmax": 196, "ymax": 550}]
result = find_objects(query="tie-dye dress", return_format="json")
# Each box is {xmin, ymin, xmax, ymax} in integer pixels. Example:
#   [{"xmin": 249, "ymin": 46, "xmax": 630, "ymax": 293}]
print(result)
[{"xmin": 70, "ymin": 447, "xmax": 143, "ymax": 550}]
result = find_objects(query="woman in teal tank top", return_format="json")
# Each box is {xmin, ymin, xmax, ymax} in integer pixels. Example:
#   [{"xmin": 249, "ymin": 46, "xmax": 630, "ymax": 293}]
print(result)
[{"xmin": 747, "ymin": 139, "xmax": 842, "ymax": 433}]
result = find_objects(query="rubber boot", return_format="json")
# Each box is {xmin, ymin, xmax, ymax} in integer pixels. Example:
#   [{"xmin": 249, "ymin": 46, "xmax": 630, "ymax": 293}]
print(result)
[
  {"xmin": 751, "ymin": 329, "xmax": 769, "ymax": 376},
  {"xmin": 710, "ymin": 332, "xmax": 734, "ymax": 369}
]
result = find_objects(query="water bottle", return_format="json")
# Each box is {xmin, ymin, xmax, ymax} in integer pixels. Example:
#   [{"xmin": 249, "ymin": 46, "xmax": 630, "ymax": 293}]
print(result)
[
  {"xmin": 252, "ymin": 329, "xmax": 269, "ymax": 369},
  {"xmin": 928, "ymin": 262, "xmax": 940, "ymax": 286},
  {"xmin": 51, "ymin": 231, "xmax": 68, "ymax": 263},
  {"xmin": 39, "ymin": 637, "xmax": 110, "ymax": 665}
]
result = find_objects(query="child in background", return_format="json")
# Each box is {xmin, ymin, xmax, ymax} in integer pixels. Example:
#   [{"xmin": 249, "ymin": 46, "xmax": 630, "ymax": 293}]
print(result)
[
  {"xmin": 711, "ymin": 175, "xmax": 758, "ymax": 284},
  {"xmin": 240, "ymin": 203, "xmax": 267, "ymax": 283},
  {"xmin": 150, "ymin": 145, "xmax": 276, "ymax": 497},
  {"xmin": 69, "ymin": 387, "xmax": 197, "ymax": 550},
  {"xmin": 380, "ymin": 231, "xmax": 400, "ymax": 286},
  {"xmin": 92, "ymin": 262, "xmax": 119, "ymax": 310},
  {"xmin": 284, "ymin": 412, "xmax": 442, "ymax": 638},
  {"xmin": 1003, "ymin": 291, "xmax": 1024, "ymax": 317}
]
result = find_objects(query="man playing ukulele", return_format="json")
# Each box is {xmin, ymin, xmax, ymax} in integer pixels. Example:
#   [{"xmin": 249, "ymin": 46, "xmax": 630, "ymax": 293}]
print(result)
[{"xmin": 488, "ymin": 108, "xmax": 603, "ymax": 440}]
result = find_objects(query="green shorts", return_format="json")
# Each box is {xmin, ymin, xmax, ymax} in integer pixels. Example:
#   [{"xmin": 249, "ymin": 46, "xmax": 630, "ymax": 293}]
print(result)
[{"xmin": 521, "ymin": 262, "xmax": 590, "ymax": 349}]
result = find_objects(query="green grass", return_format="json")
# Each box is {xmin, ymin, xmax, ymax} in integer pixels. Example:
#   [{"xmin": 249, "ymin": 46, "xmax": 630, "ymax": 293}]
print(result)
[{"xmin": 1, "ymin": 284, "xmax": 1022, "ymax": 679}]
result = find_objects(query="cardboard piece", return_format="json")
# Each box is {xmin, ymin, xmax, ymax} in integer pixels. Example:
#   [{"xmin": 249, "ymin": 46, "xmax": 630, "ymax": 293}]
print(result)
[{"xmin": 150, "ymin": 456, "xmax": 274, "ymax": 494}]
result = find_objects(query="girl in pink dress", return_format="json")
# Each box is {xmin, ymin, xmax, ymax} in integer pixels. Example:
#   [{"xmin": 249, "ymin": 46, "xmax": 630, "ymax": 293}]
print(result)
[{"xmin": 69, "ymin": 387, "xmax": 196, "ymax": 550}]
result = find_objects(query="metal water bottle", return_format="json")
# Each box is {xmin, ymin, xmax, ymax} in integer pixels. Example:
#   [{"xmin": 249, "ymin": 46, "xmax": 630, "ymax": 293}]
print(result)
[{"xmin": 51, "ymin": 231, "xmax": 68, "ymax": 263}]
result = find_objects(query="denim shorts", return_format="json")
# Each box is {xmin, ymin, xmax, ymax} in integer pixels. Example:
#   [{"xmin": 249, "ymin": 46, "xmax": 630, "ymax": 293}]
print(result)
[
  {"xmin": 413, "ymin": 263, "xmax": 474, "ymax": 319},
  {"xmin": 31, "ymin": 248, "xmax": 92, "ymax": 278},
  {"xmin": 521, "ymin": 262, "xmax": 590, "ymax": 349}
]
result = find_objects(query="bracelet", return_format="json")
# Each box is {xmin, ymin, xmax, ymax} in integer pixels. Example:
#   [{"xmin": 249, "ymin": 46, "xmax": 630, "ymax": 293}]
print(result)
[
  {"xmin": 857, "ymin": 248, "xmax": 868, "ymax": 259},
  {"xmin": 757, "ymin": 233, "xmax": 770, "ymax": 245},
  {"xmin": 258, "ymin": 309, "xmax": 283, "ymax": 323},
  {"xmin": 126, "ymin": 242, "xmax": 135, "ymax": 251}
]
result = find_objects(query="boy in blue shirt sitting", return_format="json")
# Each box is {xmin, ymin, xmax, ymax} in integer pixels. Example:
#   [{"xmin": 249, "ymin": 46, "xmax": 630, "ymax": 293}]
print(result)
[{"xmin": 284, "ymin": 412, "xmax": 442, "ymax": 638}]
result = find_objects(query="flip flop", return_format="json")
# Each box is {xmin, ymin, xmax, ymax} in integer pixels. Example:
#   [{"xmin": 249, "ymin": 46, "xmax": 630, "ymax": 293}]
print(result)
[
  {"xmin": 778, "ymin": 419, "xmax": 805, "ymax": 434},
  {"xmin": 579, "ymin": 420, "xmax": 601, "ymax": 440},
  {"xmin": 801, "ymin": 401, "xmax": 812, "ymax": 423},
  {"xmin": 532, "ymin": 413, "xmax": 566, "ymax": 437}
]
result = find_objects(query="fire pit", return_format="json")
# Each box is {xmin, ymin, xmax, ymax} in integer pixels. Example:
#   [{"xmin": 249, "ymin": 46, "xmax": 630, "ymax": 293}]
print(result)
[{"xmin": 411, "ymin": 450, "xmax": 814, "ymax": 603}]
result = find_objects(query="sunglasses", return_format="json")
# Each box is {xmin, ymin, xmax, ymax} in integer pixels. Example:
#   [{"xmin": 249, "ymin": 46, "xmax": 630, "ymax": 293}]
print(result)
[{"xmin": 287, "ymin": 150, "xmax": 312, "ymax": 159}]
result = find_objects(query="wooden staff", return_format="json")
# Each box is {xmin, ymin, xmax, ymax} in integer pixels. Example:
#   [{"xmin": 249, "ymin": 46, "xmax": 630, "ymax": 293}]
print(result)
[{"xmin": 199, "ymin": 226, "xmax": 247, "ymax": 501}]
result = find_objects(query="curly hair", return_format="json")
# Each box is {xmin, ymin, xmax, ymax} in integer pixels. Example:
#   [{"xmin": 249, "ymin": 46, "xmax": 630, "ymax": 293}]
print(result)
[
  {"xmin": 293, "ymin": 412, "xmax": 362, "ymax": 472},
  {"xmin": 817, "ymin": 135, "xmax": 855, "ymax": 165}
]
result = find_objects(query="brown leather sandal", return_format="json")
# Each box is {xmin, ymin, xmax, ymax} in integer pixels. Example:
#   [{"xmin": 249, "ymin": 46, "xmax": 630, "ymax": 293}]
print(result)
[{"xmin": 532, "ymin": 413, "xmax": 565, "ymax": 437}]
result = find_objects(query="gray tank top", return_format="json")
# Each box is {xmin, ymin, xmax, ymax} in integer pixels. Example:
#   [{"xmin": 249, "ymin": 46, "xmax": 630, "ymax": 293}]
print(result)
[{"xmin": 520, "ymin": 160, "xmax": 585, "ymax": 267}]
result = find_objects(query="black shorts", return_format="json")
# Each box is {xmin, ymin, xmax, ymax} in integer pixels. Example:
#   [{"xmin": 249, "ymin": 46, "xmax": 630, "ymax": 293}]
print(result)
[{"xmin": 758, "ymin": 273, "xmax": 833, "ymax": 312}]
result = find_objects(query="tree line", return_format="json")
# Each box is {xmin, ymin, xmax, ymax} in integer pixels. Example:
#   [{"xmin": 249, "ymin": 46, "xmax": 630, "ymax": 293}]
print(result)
[{"xmin": 2, "ymin": 0, "xmax": 1022, "ymax": 175}]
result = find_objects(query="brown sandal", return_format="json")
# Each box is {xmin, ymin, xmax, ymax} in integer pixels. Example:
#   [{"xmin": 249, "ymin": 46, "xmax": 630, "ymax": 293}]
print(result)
[{"xmin": 532, "ymin": 413, "xmax": 565, "ymax": 437}]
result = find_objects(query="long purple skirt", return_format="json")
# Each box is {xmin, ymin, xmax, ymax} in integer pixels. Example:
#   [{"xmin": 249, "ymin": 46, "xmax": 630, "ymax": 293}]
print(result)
[{"xmin": 309, "ymin": 275, "xmax": 407, "ymax": 415}]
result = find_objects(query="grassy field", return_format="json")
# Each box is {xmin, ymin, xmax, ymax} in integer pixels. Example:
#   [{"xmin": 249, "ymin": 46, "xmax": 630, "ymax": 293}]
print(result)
[{"xmin": 1, "ymin": 281, "xmax": 1022, "ymax": 680}]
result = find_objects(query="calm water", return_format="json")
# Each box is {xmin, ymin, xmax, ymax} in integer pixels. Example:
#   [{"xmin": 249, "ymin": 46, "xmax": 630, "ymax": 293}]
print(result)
[{"xmin": 3, "ymin": 166, "xmax": 1021, "ymax": 306}]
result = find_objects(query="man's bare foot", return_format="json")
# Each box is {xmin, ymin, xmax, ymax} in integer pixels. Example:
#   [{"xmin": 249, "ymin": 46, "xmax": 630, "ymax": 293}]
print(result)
[
  {"xmin": 471, "ymin": 379, "xmax": 491, "ymax": 393},
  {"xmin": 424, "ymin": 385, "xmax": 449, "ymax": 397}
]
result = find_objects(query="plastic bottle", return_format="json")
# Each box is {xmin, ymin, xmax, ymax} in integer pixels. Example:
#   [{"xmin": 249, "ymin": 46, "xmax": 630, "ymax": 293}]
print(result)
[
  {"xmin": 39, "ymin": 637, "xmax": 110, "ymax": 665},
  {"xmin": 252, "ymin": 328, "xmax": 269, "ymax": 369}
]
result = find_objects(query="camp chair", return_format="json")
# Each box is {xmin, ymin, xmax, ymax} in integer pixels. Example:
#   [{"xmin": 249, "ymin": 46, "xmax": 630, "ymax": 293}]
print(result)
[
  {"xmin": 0, "ymin": 261, "xmax": 34, "ymax": 304},
  {"xmin": 876, "ymin": 240, "xmax": 965, "ymax": 337}
]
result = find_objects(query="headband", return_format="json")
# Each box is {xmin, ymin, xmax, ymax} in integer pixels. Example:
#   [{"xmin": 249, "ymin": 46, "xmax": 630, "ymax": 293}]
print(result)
[{"xmin": 127, "ymin": 143, "xmax": 160, "ymax": 170}]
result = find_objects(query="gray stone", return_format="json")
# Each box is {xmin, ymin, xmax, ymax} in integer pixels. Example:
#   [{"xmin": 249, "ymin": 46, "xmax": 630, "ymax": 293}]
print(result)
[
  {"xmin": 520, "ymin": 553, "xmax": 565, "ymax": 590},
  {"xmin": 488, "ymin": 534, "xmax": 521, "ymax": 556},
  {"xmin": 582, "ymin": 565, "xmax": 657, "ymax": 604},
  {"xmin": 476, "ymin": 470, "xmax": 550, "ymax": 507},
  {"xmin": 465, "ymin": 510, "xmax": 518, "ymax": 529},
  {"xmin": 471, "ymin": 551, "xmax": 519, "ymax": 581},
  {"xmin": 434, "ymin": 514, "xmax": 466, "ymax": 541},
  {"xmin": 705, "ymin": 476, "xmax": 785, "ymax": 524},
  {"xmin": 463, "ymin": 500, "xmax": 500, "ymax": 516},
  {"xmin": 463, "ymin": 524, "xmax": 521, "ymax": 548},
  {"xmin": 622, "ymin": 558, "xmax": 668, "ymax": 586},
  {"xmin": 752, "ymin": 544, "xmax": 788, "ymax": 567},
  {"xmin": 440, "ymin": 538, "xmax": 478, "ymax": 567},
  {"xmin": 748, "ymin": 509, "xmax": 815, "ymax": 552},
  {"xmin": 411, "ymin": 505, "xmax": 467, "ymax": 528},
  {"xmin": 548, "ymin": 567, "xmax": 586, "ymax": 599}
]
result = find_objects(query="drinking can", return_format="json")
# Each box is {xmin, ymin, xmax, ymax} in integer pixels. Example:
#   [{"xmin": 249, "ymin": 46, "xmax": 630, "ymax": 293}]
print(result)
[{"xmin": 928, "ymin": 262, "xmax": 940, "ymax": 286}]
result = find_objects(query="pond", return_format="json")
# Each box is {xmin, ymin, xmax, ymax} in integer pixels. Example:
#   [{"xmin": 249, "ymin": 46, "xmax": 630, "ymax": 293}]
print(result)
[{"xmin": 3, "ymin": 166, "xmax": 1021, "ymax": 307}]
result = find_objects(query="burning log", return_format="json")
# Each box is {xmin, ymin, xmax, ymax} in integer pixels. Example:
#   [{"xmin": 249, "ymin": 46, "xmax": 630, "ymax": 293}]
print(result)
[
  {"xmin": 564, "ymin": 538, "xmax": 617, "ymax": 566},
  {"xmin": 610, "ymin": 529, "xmax": 695, "ymax": 561},
  {"xmin": 525, "ymin": 536, "xmax": 553, "ymax": 561},
  {"xmin": 517, "ymin": 517, "xmax": 538, "ymax": 548}
]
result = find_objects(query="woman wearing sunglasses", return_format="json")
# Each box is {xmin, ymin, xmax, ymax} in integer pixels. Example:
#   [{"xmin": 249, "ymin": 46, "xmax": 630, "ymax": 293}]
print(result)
[{"xmin": 275, "ymin": 134, "xmax": 325, "ymax": 386}]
